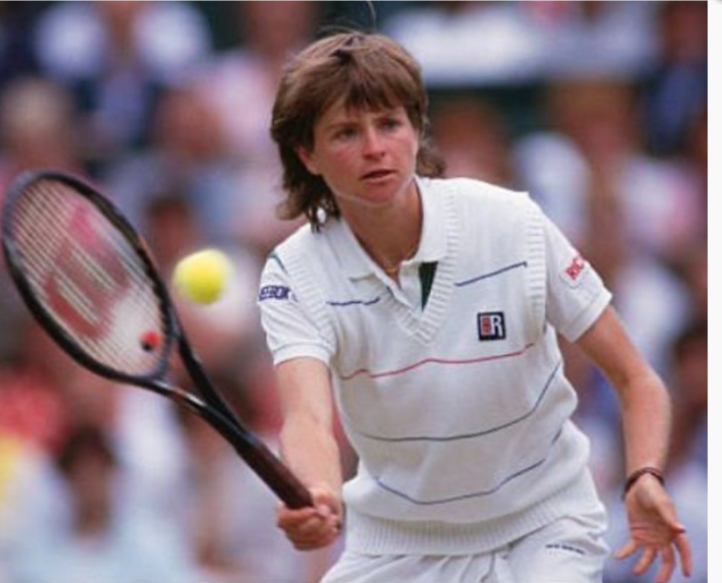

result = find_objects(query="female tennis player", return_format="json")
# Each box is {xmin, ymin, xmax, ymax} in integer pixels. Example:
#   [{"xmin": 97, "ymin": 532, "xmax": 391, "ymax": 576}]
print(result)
[{"xmin": 257, "ymin": 32, "xmax": 692, "ymax": 583}]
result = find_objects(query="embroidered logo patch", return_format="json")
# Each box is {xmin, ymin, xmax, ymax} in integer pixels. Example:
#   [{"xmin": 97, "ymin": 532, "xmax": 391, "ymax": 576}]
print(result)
[
  {"xmin": 560, "ymin": 253, "xmax": 588, "ymax": 288},
  {"xmin": 477, "ymin": 312, "xmax": 506, "ymax": 341},
  {"xmin": 258, "ymin": 285, "xmax": 293, "ymax": 301}
]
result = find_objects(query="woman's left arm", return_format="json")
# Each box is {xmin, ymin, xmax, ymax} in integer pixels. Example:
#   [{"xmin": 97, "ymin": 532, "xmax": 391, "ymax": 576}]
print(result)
[{"xmin": 576, "ymin": 305, "xmax": 692, "ymax": 583}]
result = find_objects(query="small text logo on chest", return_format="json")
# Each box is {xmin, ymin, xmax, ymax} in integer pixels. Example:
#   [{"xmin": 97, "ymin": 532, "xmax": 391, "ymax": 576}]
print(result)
[{"xmin": 477, "ymin": 312, "xmax": 506, "ymax": 341}]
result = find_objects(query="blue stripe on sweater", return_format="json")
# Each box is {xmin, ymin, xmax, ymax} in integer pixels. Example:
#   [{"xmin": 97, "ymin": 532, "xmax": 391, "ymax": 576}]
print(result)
[
  {"xmin": 455, "ymin": 261, "xmax": 528, "ymax": 287},
  {"xmin": 373, "ymin": 426, "xmax": 565, "ymax": 505},
  {"xmin": 327, "ymin": 297, "xmax": 382, "ymax": 307},
  {"xmin": 358, "ymin": 361, "xmax": 562, "ymax": 443}
]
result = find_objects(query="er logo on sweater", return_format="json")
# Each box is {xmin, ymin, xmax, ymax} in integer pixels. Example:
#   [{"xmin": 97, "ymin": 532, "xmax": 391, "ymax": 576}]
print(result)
[{"xmin": 477, "ymin": 312, "xmax": 506, "ymax": 341}]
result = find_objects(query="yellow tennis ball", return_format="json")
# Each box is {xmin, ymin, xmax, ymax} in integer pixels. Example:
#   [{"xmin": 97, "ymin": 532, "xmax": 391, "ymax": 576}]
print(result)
[{"xmin": 172, "ymin": 249, "xmax": 232, "ymax": 305}]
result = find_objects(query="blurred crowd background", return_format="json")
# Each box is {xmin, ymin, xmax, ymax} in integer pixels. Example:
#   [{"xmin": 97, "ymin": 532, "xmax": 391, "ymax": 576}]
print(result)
[{"xmin": 0, "ymin": 2, "xmax": 707, "ymax": 582}]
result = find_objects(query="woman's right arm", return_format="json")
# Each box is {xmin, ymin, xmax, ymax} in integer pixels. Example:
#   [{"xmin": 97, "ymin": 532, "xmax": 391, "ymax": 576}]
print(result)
[{"xmin": 274, "ymin": 356, "xmax": 344, "ymax": 550}]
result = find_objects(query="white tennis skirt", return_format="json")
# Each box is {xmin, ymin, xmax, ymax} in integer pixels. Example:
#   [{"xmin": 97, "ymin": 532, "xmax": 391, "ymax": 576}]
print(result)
[{"xmin": 321, "ymin": 510, "xmax": 609, "ymax": 583}]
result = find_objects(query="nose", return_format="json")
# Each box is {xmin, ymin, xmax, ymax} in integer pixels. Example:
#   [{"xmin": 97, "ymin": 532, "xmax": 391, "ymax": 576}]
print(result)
[{"xmin": 361, "ymin": 127, "xmax": 385, "ymax": 158}]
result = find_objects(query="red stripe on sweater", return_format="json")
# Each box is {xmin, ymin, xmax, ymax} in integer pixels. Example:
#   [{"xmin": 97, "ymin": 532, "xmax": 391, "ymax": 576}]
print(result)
[{"xmin": 340, "ymin": 343, "xmax": 535, "ymax": 381}]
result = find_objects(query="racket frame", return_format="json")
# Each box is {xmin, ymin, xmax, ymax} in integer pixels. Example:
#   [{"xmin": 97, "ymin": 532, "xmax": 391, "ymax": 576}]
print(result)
[
  {"xmin": 2, "ymin": 169, "xmax": 313, "ymax": 509},
  {"xmin": 3, "ymin": 170, "xmax": 176, "ymax": 384}
]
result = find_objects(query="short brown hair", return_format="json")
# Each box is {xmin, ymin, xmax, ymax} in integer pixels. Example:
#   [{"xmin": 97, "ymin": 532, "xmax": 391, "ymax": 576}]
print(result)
[{"xmin": 270, "ymin": 32, "xmax": 444, "ymax": 230}]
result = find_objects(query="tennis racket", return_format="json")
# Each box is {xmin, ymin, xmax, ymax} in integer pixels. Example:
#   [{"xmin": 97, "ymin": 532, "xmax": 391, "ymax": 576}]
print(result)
[{"xmin": 2, "ymin": 169, "xmax": 312, "ymax": 509}]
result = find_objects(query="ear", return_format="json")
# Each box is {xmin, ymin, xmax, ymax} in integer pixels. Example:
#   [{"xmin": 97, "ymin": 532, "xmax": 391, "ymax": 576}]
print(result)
[{"xmin": 295, "ymin": 145, "xmax": 320, "ymax": 176}]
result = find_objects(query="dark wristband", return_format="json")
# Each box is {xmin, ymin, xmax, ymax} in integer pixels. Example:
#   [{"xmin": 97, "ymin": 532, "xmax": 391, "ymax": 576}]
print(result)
[{"xmin": 623, "ymin": 466, "xmax": 665, "ymax": 499}]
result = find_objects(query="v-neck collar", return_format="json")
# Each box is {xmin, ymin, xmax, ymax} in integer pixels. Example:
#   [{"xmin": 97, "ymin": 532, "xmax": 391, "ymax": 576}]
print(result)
[
  {"xmin": 326, "ymin": 177, "xmax": 449, "ymax": 281},
  {"xmin": 326, "ymin": 177, "xmax": 461, "ymax": 343}
]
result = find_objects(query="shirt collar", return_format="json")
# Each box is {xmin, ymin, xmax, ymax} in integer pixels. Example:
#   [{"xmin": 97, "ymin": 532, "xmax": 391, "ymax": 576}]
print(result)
[{"xmin": 326, "ymin": 176, "xmax": 449, "ymax": 280}]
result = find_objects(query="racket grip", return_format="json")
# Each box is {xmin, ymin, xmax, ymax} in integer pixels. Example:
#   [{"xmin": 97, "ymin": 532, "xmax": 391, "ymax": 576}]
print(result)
[
  {"xmin": 263, "ymin": 457, "xmax": 315, "ymax": 509},
  {"xmin": 233, "ymin": 434, "xmax": 314, "ymax": 509}
]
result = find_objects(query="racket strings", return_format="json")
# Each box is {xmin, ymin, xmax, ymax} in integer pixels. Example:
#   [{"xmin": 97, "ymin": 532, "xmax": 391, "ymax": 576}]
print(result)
[{"xmin": 9, "ymin": 179, "xmax": 169, "ymax": 377}]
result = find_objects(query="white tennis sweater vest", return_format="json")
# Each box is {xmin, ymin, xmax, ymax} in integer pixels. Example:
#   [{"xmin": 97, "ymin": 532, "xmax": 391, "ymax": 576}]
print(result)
[{"xmin": 274, "ymin": 178, "xmax": 604, "ymax": 554}]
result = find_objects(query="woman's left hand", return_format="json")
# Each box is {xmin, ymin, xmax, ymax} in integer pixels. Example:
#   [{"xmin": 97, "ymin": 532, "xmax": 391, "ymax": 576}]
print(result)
[{"xmin": 615, "ymin": 474, "xmax": 692, "ymax": 583}]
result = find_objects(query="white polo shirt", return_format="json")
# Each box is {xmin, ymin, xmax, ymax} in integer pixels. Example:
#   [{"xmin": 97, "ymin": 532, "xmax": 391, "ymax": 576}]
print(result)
[{"xmin": 258, "ymin": 177, "xmax": 611, "ymax": 554}]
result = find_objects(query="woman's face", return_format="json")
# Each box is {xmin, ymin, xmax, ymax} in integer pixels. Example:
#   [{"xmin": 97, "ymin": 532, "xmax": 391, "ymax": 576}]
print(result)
[{"xmin": 297, "ymin": 101, "xmax": 420, "ymax": 212}]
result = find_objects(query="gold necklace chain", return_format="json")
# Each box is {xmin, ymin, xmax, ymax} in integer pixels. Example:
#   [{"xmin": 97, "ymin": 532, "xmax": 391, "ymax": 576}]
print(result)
[{"xmin": 378, "ymin": 238, "xmax": 419, "ymax": 277}]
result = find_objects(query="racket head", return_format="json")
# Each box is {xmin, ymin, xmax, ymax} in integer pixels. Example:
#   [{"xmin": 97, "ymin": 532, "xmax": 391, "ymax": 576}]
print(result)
[{"xmin": 2, "ymin": 169, "xmax": 176, "ymax": 385}]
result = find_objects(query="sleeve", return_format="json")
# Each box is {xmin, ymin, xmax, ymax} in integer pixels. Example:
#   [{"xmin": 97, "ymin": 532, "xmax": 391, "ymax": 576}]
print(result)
[
  {"xmin": 257, "ymin": 253, "xmax": 336, "ymax": 366},
  {"xmin": 543, "ymin": 215, "xmax": 612, "ymax": 342}
]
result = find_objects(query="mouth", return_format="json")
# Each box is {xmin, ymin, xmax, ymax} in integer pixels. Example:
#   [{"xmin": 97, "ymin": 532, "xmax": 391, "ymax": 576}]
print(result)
[{"xmin": 361, "ymin": 169, "xmax": 395, "ymax": 181}]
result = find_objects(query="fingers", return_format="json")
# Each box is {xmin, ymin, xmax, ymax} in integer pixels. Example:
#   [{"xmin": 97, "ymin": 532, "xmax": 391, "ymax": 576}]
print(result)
[
  {"xmin": 278, "ymin": 510, "xmax": 339, "ymax": 549},
  {"xmin": 276, "ymin": 492, "xmax": 342, "ymax": 551},
  {"xmin": 615, "ymin": 539, "xmax": 638, "ymax": 560},
  {"xmin": 616, "ymin": 538, "xmax": 656, "ymax": 577},
  {"xmin": 616, "ymin": 533, "xmax": 693, "ymax": 582},
  {"xmin": 633, "ymin": 547, "xmax": 656, "ymax": 576},
  {"xmin": 312, "ymin": 490, "xmax": 344, "ymax": 525},
  {"xmin": 276, "ymin": 505, "xmax": 319, "ymax": 532},
  {"xmin": 292, "ymin": 524, "xmax": 341, "ymax": 550},
  {"xmin": 674, "ymin": 531, "xmax": 693, "ymax": 577},
  {"xmin": 655, "ymin": 546, "xmax": 675, "ymax": 583}
]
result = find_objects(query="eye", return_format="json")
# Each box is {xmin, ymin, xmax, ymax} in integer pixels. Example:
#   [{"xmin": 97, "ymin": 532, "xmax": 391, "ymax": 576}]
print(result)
[
  {"xmin": 333, "ymin": 126, "xmax": 358, "ymax": 140},
  {"xmin": 379, "ymin": 117, "xmax": 401, "ymax": 131}
]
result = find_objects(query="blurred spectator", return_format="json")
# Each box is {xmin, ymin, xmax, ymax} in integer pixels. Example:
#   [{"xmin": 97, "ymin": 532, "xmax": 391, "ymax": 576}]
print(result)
[
  {"xmin": 385, "ymin": 2, "xmax": 659, "ymax": 86},
  {"xmin": 33, "ymin": 1, "xmax": 212, "ymax": 169},
  {"xmin": 674, "ymin": 241, "xmax": 707, "ymax": 325},
  {"xmin": 0, "ymin": 76, "xmax": 83, "ymax": 194},
  {"xmin": 515, "ymin": 77, "xmax": 702, "ymax": 261},
  {"xmin": 103, "ymin": 84, "xmax": 237, "ymax": 239},
  {"xmin": 643, "ymin": 1, "xmax": 707, "ymax": 156},
  {"xmin": 384, "ymin": 1, "xmax": 549, "ymax": 86},
  {"xmin": 1, "ymin": 424, "xmax": 204, "ymax": 583},
  {"xmin": 0, "ymin": 436, "xmax": 53, "ymax": 581},
  {"xmin": 666, "ymin": 107, "xmax": 707, "ymax": 270},
  {"xmin": 430, "ymin": 94, "xmax": 516, "ymax": 186},
  {"xmin": 319, "ymin": 1, "xmax": 414, "ymax": 32},
  {"xmin": 142, "ymin": 192, "xmax": 206, "ymax": 275},
  {"xmin": 191, "ymin": 1, "xmax": 318, "ymax": 254},
  {"xmin": 580, "ymin": 164, "xmax": 691, "ymax": 377},
  {"xmin": 196, "ymin": 1, "xmax": 317, "ymax": 157},
  {"xmin": 0, "ymin": 3, "xmax": 41, "ymax": 84},
  {"xmin": 535, "ymin": 1, "xmax": 661, "ymax": 79},
  {"xmin": 0, "ymin": 318, "xmax": 74, "ymax": 455},
  {"xmin": 668, "ymin": 320, "xmax": 708, "ymax": 469}
]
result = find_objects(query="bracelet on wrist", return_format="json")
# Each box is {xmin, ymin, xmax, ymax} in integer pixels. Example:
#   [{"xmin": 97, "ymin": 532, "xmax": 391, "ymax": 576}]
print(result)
[{"xmin": 623, "ymin": 466, "xmax": 665, "ymax": 499}]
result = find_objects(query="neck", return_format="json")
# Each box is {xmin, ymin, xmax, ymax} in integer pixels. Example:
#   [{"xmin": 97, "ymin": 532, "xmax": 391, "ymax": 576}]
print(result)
[{"xmin": 341, "ymin": 180, "xmax": 422, "ymax": 278}]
